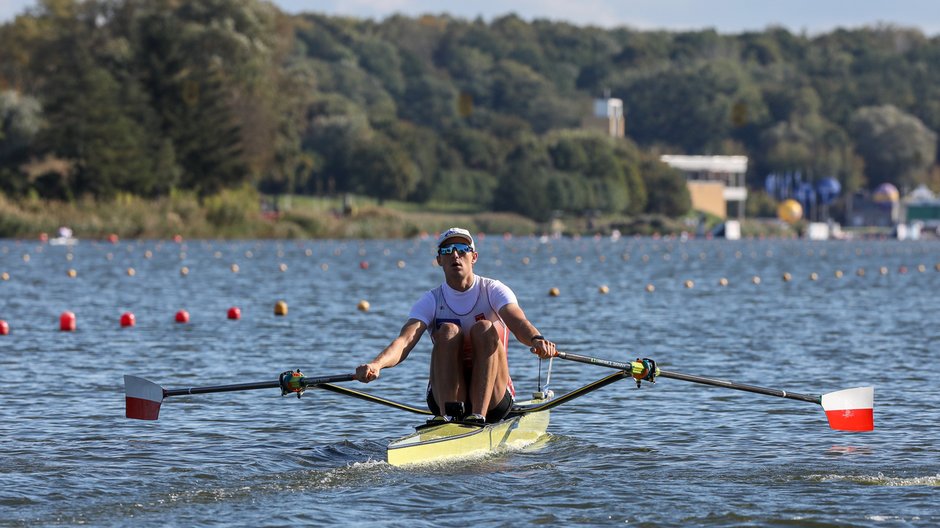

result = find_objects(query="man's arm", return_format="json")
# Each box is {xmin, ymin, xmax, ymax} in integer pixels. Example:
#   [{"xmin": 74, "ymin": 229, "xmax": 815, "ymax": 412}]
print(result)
[
  {"xmin": 355, "ymin": 318, "xmax": 427, "ymax": 382},
  {"xmin": 499, "ymin": 303, "xmax": 557, "ymax": 359}
]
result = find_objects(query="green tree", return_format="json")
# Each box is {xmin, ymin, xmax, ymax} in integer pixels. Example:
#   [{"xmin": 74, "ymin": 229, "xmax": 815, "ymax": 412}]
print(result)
[
  {"xmin": 641, "ymin": 159, "xmax": 690, "ymax": 216},
  {"xmin": 0, "ymin": 90, "xmax": 42, "ymax": 194},
  {"xmin": 848, "ymin": 104, "xmax": 937, "ymax": 190},
  {"xmin": 30, "ymin": 1, "xmax": 161, "ymax": 198},
  {"xmin": 494, "ymin": 138, "xmax": 552, "ymax": 221},
  {"xmin": 347, "ymin": 134, "xmax": 419, "ymax": 202}
]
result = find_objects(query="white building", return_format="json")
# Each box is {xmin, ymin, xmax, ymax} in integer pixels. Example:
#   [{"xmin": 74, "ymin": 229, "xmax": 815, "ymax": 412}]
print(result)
[{"xmin": 660, "ymin": 155, "xmax": 748, "ymax": 219}]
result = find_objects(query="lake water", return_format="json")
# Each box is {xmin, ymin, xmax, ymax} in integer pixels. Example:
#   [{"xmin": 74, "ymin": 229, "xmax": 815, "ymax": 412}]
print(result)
[{"xmin": 1, "ymin": 235, "xmax": 938, "ymax": 526}]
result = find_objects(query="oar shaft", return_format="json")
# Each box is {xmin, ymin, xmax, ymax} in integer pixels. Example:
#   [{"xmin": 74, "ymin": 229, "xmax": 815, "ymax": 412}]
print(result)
[
  {"xmin": 556, "ymin": 351, "xmax": 821, "ymax": 405},
  {"xmin": 163, "ymin": 374, "xmax": 356, "ymax": 398},
  {"xmin": 557, "ymin": 351, "xmax": 632, "ymax": 370},
  {"xmin": 658, "ymin": 370, "xmax": 820, "ymax": 405}
]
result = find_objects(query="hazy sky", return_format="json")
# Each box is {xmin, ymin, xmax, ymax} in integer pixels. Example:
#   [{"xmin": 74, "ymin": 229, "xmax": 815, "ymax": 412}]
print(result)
[{"xmin": 2, "ymin": 0, "xmax": 940, "ymax": 35}]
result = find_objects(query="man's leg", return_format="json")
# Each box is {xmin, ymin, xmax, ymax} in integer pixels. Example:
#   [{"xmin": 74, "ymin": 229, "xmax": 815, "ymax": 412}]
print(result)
[
  {"xmin": 468, "ymin": 320, "xmax": 509, "ymax": 418},
  {"xmin": 430, "ymin": 323, "xmax": 466, "ymax": 415}
]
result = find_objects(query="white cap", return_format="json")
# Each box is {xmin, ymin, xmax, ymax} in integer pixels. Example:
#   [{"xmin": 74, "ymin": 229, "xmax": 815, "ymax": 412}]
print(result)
[{"xmin": 437, "ymin": 227, "xmax": 474, "ymax": 248}]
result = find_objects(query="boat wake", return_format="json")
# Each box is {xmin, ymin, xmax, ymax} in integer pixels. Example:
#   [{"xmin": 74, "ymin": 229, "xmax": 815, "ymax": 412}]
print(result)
[{"xmin": 808, "ymin": 473, "xmax": 940, "ymax": 486}]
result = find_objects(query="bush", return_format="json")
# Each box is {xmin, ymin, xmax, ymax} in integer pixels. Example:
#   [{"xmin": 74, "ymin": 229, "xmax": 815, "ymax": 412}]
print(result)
[{"xmin": 203, "ymin": 186, "xmax": 261, "ymax": 235}]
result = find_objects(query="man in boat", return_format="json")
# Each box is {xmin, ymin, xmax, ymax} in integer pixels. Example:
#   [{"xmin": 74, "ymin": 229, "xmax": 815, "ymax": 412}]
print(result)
[{"xmin": 354, "ymin": 227, "xmax": 556, "ymax": 424}]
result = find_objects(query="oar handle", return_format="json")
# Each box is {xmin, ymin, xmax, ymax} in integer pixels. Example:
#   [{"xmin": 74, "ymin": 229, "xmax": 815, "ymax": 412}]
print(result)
[
  {"xmin": 163, "ymin": 373, "xmax": 356, "ymax": 398},
  {"xmin": 556, "ymin": 351, "xmax": 821, "ymax": 405}
]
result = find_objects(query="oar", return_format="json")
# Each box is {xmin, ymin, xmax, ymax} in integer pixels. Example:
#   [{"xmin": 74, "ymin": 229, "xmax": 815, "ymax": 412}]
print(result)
[
  {"xmin": 124, "ymin": 371, "xmax": 355, "ymax": 420},
  {"xmin": 555, "ymin": 351, "xmax": 874, "ymax": 431}
]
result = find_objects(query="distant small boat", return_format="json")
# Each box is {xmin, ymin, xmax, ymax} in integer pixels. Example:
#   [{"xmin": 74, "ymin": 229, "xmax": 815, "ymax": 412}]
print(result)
[
  {"xmin": 50, "ymin": 227, "xmax": 78, "ymax": 246},
  {"xmin": 49, "ymin": 236, "xmax": 78, "ymax": 246}
]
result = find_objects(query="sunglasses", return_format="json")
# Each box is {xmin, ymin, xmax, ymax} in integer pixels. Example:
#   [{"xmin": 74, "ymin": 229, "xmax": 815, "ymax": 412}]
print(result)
[{"xmin": 438, "ymin": 243, "xmax": 474, "ymax": 256}]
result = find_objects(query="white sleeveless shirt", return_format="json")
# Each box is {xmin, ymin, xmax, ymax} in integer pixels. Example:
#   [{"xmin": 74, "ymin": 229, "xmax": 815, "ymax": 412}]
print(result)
[
  {"xmin": 409, "ymin": 275, "xmax": 518, "ymax": 396},
  {"xmin": 408, "ymin": 275, "xmax": 517, "ymax": 337}
]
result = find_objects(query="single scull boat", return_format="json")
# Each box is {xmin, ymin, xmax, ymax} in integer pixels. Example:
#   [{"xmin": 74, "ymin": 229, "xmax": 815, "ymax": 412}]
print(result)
[{"xmin": 124, "ymin": 354, "xmax": 874, "ymax": 466}]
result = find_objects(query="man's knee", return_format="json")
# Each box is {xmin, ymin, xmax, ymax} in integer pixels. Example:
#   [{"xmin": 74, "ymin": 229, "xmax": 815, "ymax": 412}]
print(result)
[
  {"xmin": 433, "ymin": 322, "xmax": 463, "ymax": 343},
  {"xmin": 470, "ymin": 320, "xmax": 499, "ymax": 348}
]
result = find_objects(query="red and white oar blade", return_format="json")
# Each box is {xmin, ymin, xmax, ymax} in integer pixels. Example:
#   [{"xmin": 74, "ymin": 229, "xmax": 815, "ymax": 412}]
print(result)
[
  {"xmin": 821, "ymin": 386, "xmax": 874, "ymax": 431},
  {"xmin": 124, "ymin": 375, "xmax": 165, "ymax": 420}
]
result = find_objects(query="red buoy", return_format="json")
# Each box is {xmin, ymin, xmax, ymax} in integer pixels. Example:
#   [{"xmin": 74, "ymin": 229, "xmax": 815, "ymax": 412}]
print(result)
[
  {"xmin": 0, "ymin": 320, "xmax": 9, "ymax": 335},
  {"xmin": 359, "ymin": 261, "xmax": 369, "ymax": 270},
  {"xmin": 39, "ymin": 233, "xmax": 49, "ymax": 243},
  {"xmin": 227, "ymin": 307, "xmax": 241, "ymax": 320},
  {"xmin": 175, "ymin": 310, "xmax": 190, "ymax": 323},
  {"xmin": 120, "ymin": 312, "xmax": 136, "ymax": 327},
  {"xmin": 60, "ymin": 311, "xmax": 76, "ymax": 331},
  {"xmin": 108, "ymin": 233, "xmax": 119, "ymax": 244},
  {"xmin": 173, "ymin": 234, "xmax": 183, "ymax": 243}
]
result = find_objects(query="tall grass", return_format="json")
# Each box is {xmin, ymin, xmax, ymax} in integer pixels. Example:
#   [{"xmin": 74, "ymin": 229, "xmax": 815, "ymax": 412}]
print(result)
[{"xmin": 0, "ymin": 191, "xmax": 541, "ymax": 239}]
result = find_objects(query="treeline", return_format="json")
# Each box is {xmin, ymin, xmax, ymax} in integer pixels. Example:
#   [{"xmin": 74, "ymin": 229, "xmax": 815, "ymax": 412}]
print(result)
[{"xmin": 1, "ymin": 0, "xmax": 938, "ymax": 222}]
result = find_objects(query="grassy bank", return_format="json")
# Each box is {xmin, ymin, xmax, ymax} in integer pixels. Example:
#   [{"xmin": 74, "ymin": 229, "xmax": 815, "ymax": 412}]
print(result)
[
  {"xmin": 0, "ymin": 189, "xmax": 794, "ymax": 240},
  {"xmin": 0, "ymin": 189, "xmax": 541, "ymax": 240}
]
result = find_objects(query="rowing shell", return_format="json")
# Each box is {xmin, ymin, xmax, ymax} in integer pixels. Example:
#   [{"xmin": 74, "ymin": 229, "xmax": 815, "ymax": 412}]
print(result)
[{"xmin": 386, "ymin": 398, "xmax": 550, "ymax": 467}]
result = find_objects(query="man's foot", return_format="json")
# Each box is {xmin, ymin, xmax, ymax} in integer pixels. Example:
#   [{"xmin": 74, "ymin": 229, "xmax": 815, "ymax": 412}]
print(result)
[
  {"xmin": 426, "ymin": 415, "xmax": 451, "ymax": 425},
  {"xmin": 462, "ymin": 413, "xmax": 486, "ymax": 424}
]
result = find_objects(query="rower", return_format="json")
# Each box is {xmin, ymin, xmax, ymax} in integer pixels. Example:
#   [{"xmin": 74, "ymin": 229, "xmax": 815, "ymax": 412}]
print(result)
[{"xmin": 354, "ymin": 227, "xmax": 557, "ymax": 423}]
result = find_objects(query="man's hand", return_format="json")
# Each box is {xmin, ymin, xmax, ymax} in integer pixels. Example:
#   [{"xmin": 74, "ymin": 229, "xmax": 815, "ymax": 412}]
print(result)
[
  {"xmin": 529, "ymin": 338, "xmax": 557, "ymax": 359},
  {"xmin": 355, "ymin": 362, "xmax": 381, "ymax": 383}
]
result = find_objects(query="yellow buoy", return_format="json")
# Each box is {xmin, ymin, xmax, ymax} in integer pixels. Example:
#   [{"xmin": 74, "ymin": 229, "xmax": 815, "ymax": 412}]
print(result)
[
  {"xmin": 598, "ymin": 285, "xmax": 609, "ymax": 294},
  {"xmin": 127, "ymin": 267, "xmax": 136, "ymax": 277},
  {"xmin": 645, "ymin": 283, "xmax": 655, "ymax": 293},
  {"xmin": 718, "ymin": 277, "xmax": 729, "ymax": 287},
  {"xmin": 917, "ymin": 264, "xmax": 926, "ymax": 273},
  {"xmin": 320, "ymin": 263, "xmax": 329, "ymax": 271},
  {"xmin": 777, "ymin": 199, "xmax": 803, "ymax": 224},
  {"xmin": 279, "ymin": 263, "xmax": 288, "ymax": 272},
  {"xmin": 522, "ymin": 257, "xmax": 531, "ymax": 265},
  {"xmin": 397, "ymin": 260, "xmax": 406, "ymax": 269},
  {"xmin": 879, "ymin": 266, "xmax": 888, "ymax": 275},
  {"xmin": 274, "ymin": 300, "xmax": 288, "ymax": 316},
  {"xmin": 835, "ymin": 270, "xmax": 844, "ymax": 278},
  {"xmin": 1, "ymin": 272, "xmax": 9, "ymax": 281},
  {"xmin": 857, "ymin": 268, "xmax": 865, "ymax": 277},
  {"xmin": 684, "ymin": 280, "xmax": 694, "ymax": 289},
  {"xmin": 548, "ymin": 287, "xmax": 560, "ymax": 297},
  {"xmin": 357, "ymin": 300, "xmax": 370, "ymax": 312},
  {"xmin": 782, "ymin": 272, "xmax": 792, "ymax": 282},
  {"xmin": 751, "ymin": 276, "xmax": 761, "ymax": 285},
  {"xmin": 180, "ymin": 266, "xmax": 189, "ymax": 276},
  {"xmin": 67, "ymin": 269, "xmax": 77, "ymax": 278},
  {"xmin": 305, "ymin": 248, "xmax": 313, "ymax": 256},
  {"xmin": 22, "ymin": 254, "xmax": 30, "ymax": 262},
  {"xmin": 809, "ymin": 272, "xmax": 818, "ymax": 281},
  {"xmin": 231, "ymin": 263, "xmax": 239, "ymax": 273}
]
